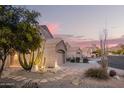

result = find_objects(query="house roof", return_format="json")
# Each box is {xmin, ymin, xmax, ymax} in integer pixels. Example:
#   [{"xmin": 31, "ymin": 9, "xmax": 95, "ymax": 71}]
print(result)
[
  {"xmin": 65, "ymin": 42, "xmax": 71, "ymax": 50},
  {"xmin": 45, "ymin": 38, "xmax": 63, "ymax": 45},
  {"xmin": 69, "ymin": 47, "xmax": 82, "ymax": 52},
  {"xmin": 45, "ymin": 38, "xmax": 67, "ymax": 51},
  {"xmin": 38, "ymin": 25, "xmax": 53, "ymax": 40}
]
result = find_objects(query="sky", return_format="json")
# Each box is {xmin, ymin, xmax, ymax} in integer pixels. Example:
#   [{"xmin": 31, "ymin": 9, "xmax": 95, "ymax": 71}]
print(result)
[{"xmin": 24, "ymin": 5, "xmax": 124, "ymax": 48}]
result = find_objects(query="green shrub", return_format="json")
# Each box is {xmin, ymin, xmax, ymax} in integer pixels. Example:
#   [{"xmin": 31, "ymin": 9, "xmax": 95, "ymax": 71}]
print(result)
[{"xmin": 85, "ymin": 68, "xmax": 109, "ymax": 80}]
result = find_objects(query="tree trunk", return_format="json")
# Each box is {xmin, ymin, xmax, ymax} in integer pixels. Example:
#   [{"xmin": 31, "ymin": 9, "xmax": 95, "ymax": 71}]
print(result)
[
  {"xmin": 18, "ymin": 51, "xmax": 34, "ymax": 71},
  {"xmin": 0, "ymin": 58, "xmax": 6, "ymax": 78},
  {"xmin": 101, "ymin": 56, "xmax": 108, "ymax": 69}
]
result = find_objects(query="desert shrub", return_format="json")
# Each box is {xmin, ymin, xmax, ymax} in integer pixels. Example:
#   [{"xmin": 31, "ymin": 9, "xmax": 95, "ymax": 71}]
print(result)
[
  {"xmin": 21, "ymin": 81, "xmax": 39, "ymax": 88},
  {"xmin": 109, "ymin": 70, "xmax": 116, "ymax": 77},
  {"xmin": 83, "ymin": 58, "xmax": 89, "ymax": 63},
  {"xmin": 85, "ymin": 68, "xmax": 109, "ymax": 80},
  {"xmin": 76, "ymin": 57, "xmax": 80, "ymax": 63}
]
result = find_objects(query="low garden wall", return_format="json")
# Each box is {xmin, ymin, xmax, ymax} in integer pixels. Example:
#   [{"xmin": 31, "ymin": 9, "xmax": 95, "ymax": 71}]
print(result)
[{"xmin": 108, "ymin": 55, "xmax": 124, "ymax": 70}]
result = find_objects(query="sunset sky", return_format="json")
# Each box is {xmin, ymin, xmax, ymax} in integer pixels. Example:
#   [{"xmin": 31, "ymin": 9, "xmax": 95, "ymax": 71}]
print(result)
[{"xmin": 25, "ymin": 5, "xmax": 124, "ymax": 48}]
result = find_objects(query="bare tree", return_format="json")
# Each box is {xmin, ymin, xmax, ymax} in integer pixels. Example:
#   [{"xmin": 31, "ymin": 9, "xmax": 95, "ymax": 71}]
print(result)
[{"xmin": 99, "ymin": 28, "xmax": 108, "ymax": 71}]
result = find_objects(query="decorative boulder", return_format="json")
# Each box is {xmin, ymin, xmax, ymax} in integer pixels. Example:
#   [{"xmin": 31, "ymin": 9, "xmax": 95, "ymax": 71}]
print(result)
[
  {"xmin": 109, "ymin": 70, "xmax": 116, "ymax": 77},
  {"xmin": 113, "ymin": 75, "xmax": 121, "ymax": 80},
  {"xmin": 31, "ymin": 65, "xmax": 39, "ymax": 72},
  {"xmin": 71, "ymin": 77, "xmax": 81, "ymax": 86}
]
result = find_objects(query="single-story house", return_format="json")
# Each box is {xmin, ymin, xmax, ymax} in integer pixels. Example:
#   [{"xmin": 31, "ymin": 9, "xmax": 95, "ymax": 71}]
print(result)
[{"xmin": 3, "ymin": 25, "xmax": 67, "ymax": 70}]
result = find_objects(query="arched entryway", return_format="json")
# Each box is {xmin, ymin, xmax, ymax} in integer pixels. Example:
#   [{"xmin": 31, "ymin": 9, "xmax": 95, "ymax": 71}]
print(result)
[
  {"xmin": 9, "ymin": 52, "xmax": 20, "ymax": 67},
  {"xmin": 57, "ymin": 50, "xmax": 66, "ymax": 65},
  {"xmin": 44, "ymin": 39, "xmax": 67, "ymax": 68}
]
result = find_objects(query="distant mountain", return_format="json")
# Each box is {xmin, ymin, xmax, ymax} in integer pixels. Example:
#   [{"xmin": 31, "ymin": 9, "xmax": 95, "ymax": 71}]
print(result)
[{"xmin": 108, "ymin": 44, "xmax": 121, "ymax": 51}]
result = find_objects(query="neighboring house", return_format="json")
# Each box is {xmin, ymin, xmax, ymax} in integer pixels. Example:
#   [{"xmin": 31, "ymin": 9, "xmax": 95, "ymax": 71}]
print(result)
[
  {"xmin": 66, "ymin": 43, "xmax": 83, "ymax": 62},
  {"xmin": 69, "ymin": 47, "xmax": 82, "ymax": 58},
  {"xmin": 82, "ymin": 47, "xmax": 96, "ymax": 57},
  {"xmin": 4, "ymin": 25, "xmax": 67, "ymax": 70}
]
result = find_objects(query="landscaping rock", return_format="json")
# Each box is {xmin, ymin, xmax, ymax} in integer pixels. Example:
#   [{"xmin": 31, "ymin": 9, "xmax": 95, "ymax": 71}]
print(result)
[
  {"xmin": 71, "ymin": 77, "xmax": 81, "ymax": 86},
  {"xmin": 54, "ymin": 76, "xmax": 62, "ymax": 80},
  {"xmin": 113, "ymin": 75, "xmax": 121, "ymax": 80},
  {"xmin": 17, "ymin": 77, "xmax": 27, "ymax": 81},
  {"xmin": 31, "ymin": 65, "xmax": 39, "ymax": 72},
  {"xmin": 32, "ymin": 79, "xmax": 41, "ymax": 83},
  {"xmin": 48, "ymin": 78, "xmax": 56, "ymax": 81},
  {"xmin": 40, "ymin": 79, "xmax": 48, "ymax": 83},
  {"xmin": 47, "ymin": 69, "xmax": 57, "ymax": 74},
  {"xmin": 109, "ymin": 70, "xmax": 116, "ymax": 77}
]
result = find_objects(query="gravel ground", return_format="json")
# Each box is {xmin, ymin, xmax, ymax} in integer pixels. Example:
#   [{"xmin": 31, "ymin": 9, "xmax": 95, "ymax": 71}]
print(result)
[
  {"xmin": 1, "ymin": 73, "xmax": 124, "ymax": 88},
  {"xmin": 39, "ymin": 75, "xmax": 124, "ymax": 88},
  {"xmin": 0, "ymin": 63, "xmax": 124, "ymax": 88}
]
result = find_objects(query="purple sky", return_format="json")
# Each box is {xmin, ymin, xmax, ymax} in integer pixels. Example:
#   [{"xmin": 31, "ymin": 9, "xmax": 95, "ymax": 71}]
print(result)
[{"xmin": 25, "ymin": 5, "xmax": 124, "ymax": 48}]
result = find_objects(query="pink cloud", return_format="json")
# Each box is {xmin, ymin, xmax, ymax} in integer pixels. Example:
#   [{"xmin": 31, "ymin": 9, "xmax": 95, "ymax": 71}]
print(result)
[
  {"xmin": 46, "ymin": 23, "xmax": 60, "ymax": 34},
  {"xmin": 54, "ymin": 34, "xmax": 124, "ymax": 48},
  {"xmin": 77, "ymin": 37, "xmax": 124, "ymax": 48}
]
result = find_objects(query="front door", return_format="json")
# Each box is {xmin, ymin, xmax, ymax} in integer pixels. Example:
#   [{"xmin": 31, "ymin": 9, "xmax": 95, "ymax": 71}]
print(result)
[
  {"xmin": 57, "ymin": 50, "xmax": 65, "ymax": 65},
  {"xmin": 10, "ymin": 53, "xmax": 20, "ymax": 67}
]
